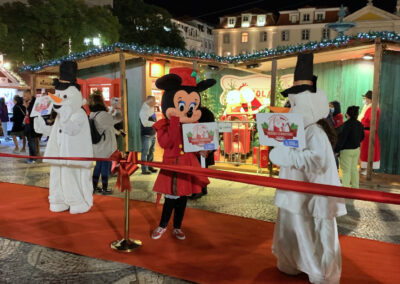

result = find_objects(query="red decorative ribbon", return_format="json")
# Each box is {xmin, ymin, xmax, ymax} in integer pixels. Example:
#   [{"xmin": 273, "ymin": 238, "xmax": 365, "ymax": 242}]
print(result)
[
  {"xmin": 140, "ymin": 161, "xmax": 400, "ymax": 205},
  {"xmin": 1, "ymin": 152, "xmax": 399, "ymax": 205},
  {"xmin": 110, "ymin": 151, "xmax": 138, "ymax": 192},
  {"xmin": 0, "ymin": 151, "xmax": 138, "ymax": 192}
]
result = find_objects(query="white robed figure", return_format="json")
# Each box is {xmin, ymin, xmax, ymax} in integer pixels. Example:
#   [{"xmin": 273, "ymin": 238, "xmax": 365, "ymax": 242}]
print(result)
[
  {"xmin": 34, "ymin": 61, "xmax": 93, "ymax": 214},
  {"xmin": 269, "ymin": 53, "xmax": 347, "ymax": 284}
]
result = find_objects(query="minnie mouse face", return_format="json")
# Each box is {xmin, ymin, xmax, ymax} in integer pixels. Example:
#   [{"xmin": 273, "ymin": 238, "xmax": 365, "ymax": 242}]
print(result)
[
  {"xmin": 166, "ymin": 89, "xmax": 201, "ymax": 123},
  {"xmin": 156, "ymin": 73, "xmax": 216, "ymax": 124}
]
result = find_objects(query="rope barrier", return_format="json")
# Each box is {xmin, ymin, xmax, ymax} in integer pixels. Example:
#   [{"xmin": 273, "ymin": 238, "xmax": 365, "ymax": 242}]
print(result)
[{"xmin": 1, "ymin": 152, "xmax": 399, "ymax": 205}]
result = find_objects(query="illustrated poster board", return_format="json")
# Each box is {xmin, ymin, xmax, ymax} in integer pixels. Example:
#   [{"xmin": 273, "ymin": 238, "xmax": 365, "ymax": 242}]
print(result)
[
  {"xmin": 256, "ymin": 113, "xmax": 305, "ymax": 149},
  {"xmin": 30, "ymin": 95, "xmax": 53, "ymax": 117},
  {"xmin": 182, "ymin": 122, "xmax": 219, "ymax": 152}
]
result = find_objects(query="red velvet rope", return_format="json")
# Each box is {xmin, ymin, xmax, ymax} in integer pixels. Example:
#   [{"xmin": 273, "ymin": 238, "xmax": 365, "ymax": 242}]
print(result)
[{"xmin": 0, "ymin": 152, "xmax": 399, "ymax": 205}]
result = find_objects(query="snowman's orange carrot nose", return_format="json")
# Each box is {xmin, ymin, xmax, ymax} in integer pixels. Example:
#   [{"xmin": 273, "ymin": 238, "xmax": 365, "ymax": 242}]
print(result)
[{"xmin": 48, "ymin": 92, "xmax": 63, "ymax": 104}]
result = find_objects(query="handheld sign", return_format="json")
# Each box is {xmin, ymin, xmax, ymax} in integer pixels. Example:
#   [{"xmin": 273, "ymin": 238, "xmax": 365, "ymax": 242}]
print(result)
[
  {"xmin": 256, "ymin": 113, "xmax": 305, "ymax": 149},
  {"xmin": 182, "ymin": 122, "xmax": 219, "ymax": 153},
  {"xmin": 30, "ymin": 95, "xmax": 54, "ymax": 117}
]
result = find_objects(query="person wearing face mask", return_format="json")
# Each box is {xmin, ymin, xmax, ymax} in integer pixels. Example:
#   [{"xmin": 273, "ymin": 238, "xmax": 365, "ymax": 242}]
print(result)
[
  {"xmin": 329, "ymin": 101, "xmax": 343, "ymax": 130},
  {"xmin": 358, "ymin": 90, "xmax": 380, "ymax": 175},
  {"xmin": 269, "ymin": 53, "xmax": 346, "ymax": 284}
]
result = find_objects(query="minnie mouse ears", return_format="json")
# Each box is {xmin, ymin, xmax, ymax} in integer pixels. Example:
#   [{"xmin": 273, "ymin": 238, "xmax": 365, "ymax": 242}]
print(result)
[{"xmin": 155, "ymin": 67, "xmax": 216, "ymax": 92}]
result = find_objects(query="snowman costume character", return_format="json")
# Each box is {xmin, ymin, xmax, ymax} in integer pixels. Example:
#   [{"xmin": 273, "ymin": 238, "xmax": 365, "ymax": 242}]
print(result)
[
  {"xmin": 34, "ymin": 61, "xmax": 93, "ymax": 214},
  {"xmin": 269, "ymin": 54, "xmax": 347, "ymax": 284}
]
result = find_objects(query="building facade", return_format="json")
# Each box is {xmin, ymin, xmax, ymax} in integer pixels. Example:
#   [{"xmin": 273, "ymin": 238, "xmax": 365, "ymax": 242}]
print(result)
[
  {"xmin": 213, "ymin": 1, "xmax": 400, "ymax": 56},
  {"xmin": 213, "ymin": 8, "xmax": 276, "ymax": 56},
  {"xmin": 172, "ymin": 17, "xmax": 214, "ymax": 53},
  {"xmin": 344, "ymin": 1, "xmax": 400, "ymax": 35}
]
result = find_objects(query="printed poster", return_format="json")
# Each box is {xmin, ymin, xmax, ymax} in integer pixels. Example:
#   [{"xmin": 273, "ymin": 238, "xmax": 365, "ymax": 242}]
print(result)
[
  {"xmin": 256, "ymin": 113, "xmax": 305, "ymax": 149},
  {"xmin": 30, "ymin": 95, "xmax": 54, "ymax": 117},
  {"xmin": 182, "ymin": 122, "xmax": 219, "ymax": 153}
]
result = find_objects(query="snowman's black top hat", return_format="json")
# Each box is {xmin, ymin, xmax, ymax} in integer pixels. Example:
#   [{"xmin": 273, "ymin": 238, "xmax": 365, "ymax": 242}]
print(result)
[{"xmin": 53, "ymin": 61, "xmax": 81, "ymax": 91}]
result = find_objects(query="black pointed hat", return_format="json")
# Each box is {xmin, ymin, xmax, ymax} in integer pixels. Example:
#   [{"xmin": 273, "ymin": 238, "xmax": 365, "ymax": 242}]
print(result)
[
  {"xmin": 53, "ymin": 60, "xmax": 81, "ymax": 91},
  {"xmin": 362, "ymin": 90, "xmax": 372, "ymax": 99},
  {"xmin": 281, "ymin": 53, "xmax": 316, "ymax": 97}
]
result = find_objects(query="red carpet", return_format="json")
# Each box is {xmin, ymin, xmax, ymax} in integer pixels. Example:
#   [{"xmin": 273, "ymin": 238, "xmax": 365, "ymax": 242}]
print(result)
[{"xmin": 0, "ymin": 182, "xmax": 399, "ymax": 284}]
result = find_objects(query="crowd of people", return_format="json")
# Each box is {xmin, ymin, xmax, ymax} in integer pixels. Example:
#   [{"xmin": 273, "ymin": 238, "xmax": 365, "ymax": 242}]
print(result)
[
  {"xmin": 0, "ymin": 56, "xmax": 384, "ymax": 283},
  {"xmin": 329, "ymin": 89, "xmax": 381, "ymax": 188}
]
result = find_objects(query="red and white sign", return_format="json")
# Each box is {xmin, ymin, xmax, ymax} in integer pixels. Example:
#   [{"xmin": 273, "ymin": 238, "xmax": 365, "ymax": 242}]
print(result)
[
  {"xmin": 30, "ymin": 94, "xmax": 54, "ymax": 117},
  {"xmin": 256, "ymin": 113, "xmax": 305, "ymax": 149},
  {"xmin": 182, "ymin": 122, "xmax": 219, "ymax": 152}
]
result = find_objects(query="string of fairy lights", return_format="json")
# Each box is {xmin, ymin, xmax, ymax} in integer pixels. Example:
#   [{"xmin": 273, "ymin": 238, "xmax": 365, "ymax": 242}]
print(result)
[{"xmin": 20, "ymin": 31, "xmax": 400, "ymax": 72}]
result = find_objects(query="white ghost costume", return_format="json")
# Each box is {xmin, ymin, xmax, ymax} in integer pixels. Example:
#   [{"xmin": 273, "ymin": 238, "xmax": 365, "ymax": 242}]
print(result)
[
  {"xmin": 269, "ymin": 89, "xmax": 347, "ymax": 284},
  {"xmin": 34, "ymin": 86, "xmax": 93, "ymax": 214}
]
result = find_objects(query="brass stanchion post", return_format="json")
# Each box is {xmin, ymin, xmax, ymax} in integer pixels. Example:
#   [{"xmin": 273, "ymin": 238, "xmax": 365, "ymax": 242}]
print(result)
[
  {"xmin": 111, "ymin": 163, "xmax": 142, "ymax": 252},
  {"xmin": 111, "ymin": 51, "xmax": 142, "ymax": 252}
]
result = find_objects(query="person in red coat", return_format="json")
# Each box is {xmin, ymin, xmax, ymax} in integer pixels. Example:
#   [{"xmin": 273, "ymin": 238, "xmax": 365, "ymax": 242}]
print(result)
[
  {"xmin": 151, "ymin": 67, "xmax": 216, "ymax": 240},
  {"xmin": 329, "ymin": 100, "xmax": 344, "ymax": 129},
  {"xmin": 359, "ymin": 90, "xmax": 380, "ymax": 175}
]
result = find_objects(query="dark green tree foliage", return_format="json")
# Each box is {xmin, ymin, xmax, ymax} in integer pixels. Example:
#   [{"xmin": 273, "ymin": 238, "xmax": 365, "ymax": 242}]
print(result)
[
  {"xmin": 0, "ymin": 16, "xmax": 6, "ymax": 41},
  {"xmin": 114, "ymin": 0, "xmax": 185, "ymax": 49},
  {"xmin": 0, "ymin": 0, "xmax": 119, "ymax": 66}
]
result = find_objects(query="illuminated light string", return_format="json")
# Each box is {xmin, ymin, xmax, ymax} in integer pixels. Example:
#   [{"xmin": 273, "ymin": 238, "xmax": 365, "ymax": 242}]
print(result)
[{"xmin": 20, "ymin": 31, "xmax": 400, "ymax": 72}]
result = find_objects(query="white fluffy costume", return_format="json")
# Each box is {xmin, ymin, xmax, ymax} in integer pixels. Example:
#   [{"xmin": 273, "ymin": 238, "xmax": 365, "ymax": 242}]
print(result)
[
  {"xmin": 269, "ymin": 54, "xmax": 347, "ymax": 284},
  {"xmin": 34, "ymin": 61, "xmax": 93, "ymax": 214}
]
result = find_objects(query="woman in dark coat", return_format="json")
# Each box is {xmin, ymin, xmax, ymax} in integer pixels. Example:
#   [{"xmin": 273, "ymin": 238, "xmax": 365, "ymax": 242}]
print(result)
[{"xmin": 10, "ymin": 95, "xmax": 26, "ymax": 152}]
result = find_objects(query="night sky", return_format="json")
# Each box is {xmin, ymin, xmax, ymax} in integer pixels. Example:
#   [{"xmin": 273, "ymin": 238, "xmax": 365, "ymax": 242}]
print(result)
[{"xmin": 144, "ymin": 0, "xmax": 397, "ymax": 24}]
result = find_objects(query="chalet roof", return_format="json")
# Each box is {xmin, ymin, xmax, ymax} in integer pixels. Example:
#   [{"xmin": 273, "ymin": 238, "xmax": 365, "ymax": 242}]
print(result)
[
  {"xmin": 20, "ymin": 32, "xmax": 400, "ymax": 74},
  {"xmin": 0, "ymin": 66, "xmax": 27, "ymax": 89}
]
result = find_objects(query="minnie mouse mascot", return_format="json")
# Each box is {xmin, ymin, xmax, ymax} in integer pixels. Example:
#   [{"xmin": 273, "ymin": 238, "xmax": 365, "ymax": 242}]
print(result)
[{"xmin": 151, "ymin": 67, "xmax": 216, "ymax": 240}]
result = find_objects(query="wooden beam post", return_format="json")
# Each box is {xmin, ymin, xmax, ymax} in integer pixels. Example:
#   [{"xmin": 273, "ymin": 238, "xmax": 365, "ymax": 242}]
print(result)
[
  {"xmin": 367, "ymin": 38, "xmax": 383, "ymax": 180},
  {"xmin": 268, "ymin": 59, "xmax": 277, "ymax": 177},
  {"xmin": 270, "ymin": 59, "xmax": 277, "ymax": 107},
  {"xmin": 30, "ymin": 73, "xmax": 36, "ymax": 96},
  {"xmin": 119, "ymin": 52, "xmax": 129, "ymax": 152}
]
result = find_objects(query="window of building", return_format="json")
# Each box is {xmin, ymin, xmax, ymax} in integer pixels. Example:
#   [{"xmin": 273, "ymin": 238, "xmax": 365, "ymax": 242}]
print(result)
[
  {"xmin": 223, "ymin": 34, "xmax": 230, "ymax": 44},
  {"xmin": 322, "ymin": 28, "xmax": 330, "ymax": 40},
  {"xmin": 316, "ymin": 13, "xmax": 324, "ymax": 21},
  {"xmin": 281, "ymin": 30, "xmax": 289, "ymax": 41},
  {"xmin": 242, "ymin": 14, "xmax": 251, "ymax": 27},
  {"xmin": 241, "ymin": 32, "xmax": 249, "ymax": 43},
  {"xmin": 290, "ymin": 14, "xmax": 297, "ymax": 23},
  {"xmin": 257, "ymin": 15, "xmax": 266, "ymax": 26},
  {"xmin": 228, "ymin": 17, "xmax": 236, "ymax": 28},
  {"xmin": 204, "ymin": 41, "xmax": 208, "ymax": 48},
  {"xmin": 207, "ymin": 28, "xmax": 212, "ymax": 35},
  {"xmin": 302, "ymin": 29, "xmax": 310, "ymax": 40},
  {"xmin": 260, "ymin": 31, "xmax": 267, "ymax": 42},
  {"xmin": 303, "ymin": 13, "xmax": 310, "ymax": 22}
]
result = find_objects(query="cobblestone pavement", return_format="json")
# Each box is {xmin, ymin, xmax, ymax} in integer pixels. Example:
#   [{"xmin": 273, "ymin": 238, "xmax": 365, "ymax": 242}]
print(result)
[{"xmin": 0, "ymin": 139, "xmax": 399, "ymax": 283}]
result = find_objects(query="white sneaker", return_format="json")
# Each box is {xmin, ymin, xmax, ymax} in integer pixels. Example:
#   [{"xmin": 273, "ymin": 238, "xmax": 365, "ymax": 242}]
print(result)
[
  {"xmin": 151, "ymin": 227, "xmax": 167, "ymax": 239},
  {"xmin": 361, "ymin": 170, "xmax": 367, "ymax": 176}
]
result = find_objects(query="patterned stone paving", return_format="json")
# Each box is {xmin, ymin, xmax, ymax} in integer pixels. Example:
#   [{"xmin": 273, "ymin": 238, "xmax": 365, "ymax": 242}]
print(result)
[{"xmin": 0, "ymin": 138, "xmax": 399, "ymax": 283}]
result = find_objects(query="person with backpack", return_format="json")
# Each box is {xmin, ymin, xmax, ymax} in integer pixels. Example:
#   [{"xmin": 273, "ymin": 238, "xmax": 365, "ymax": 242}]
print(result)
[{"xmin": 88, "ymin": 92, "xmax": 122, "ymax": 195}]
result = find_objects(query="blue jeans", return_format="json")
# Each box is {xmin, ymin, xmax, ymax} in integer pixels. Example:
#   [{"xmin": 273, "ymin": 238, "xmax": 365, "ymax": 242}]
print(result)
[
  {"xmin": 93, "ymin": 161, "xmax": 112, "ymax": 188},
  {"xmin": 141, "ymin": 135, "xmax": 156, "ymax": 172}
]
